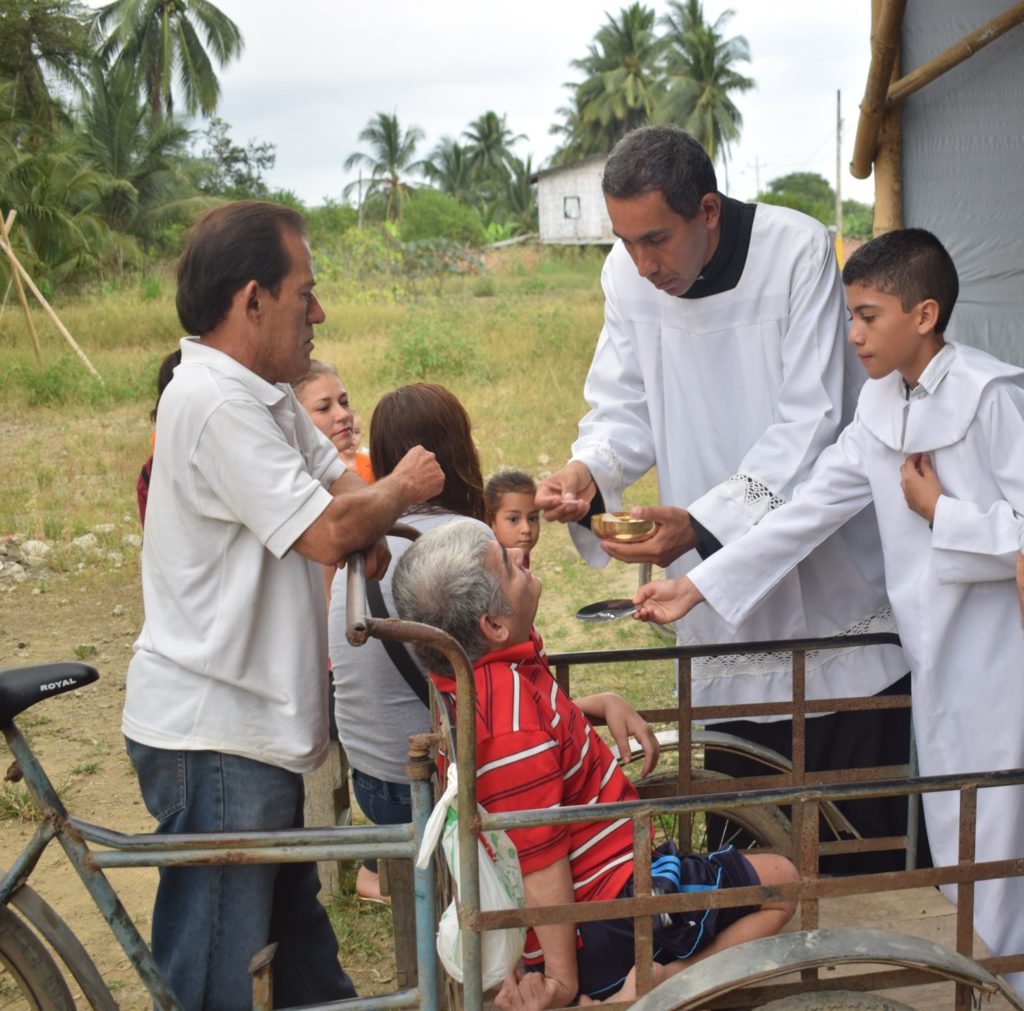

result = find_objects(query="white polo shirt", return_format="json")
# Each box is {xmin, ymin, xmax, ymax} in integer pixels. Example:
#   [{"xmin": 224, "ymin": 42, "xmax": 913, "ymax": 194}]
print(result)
[{"xmin": 123, "ymin": 339, "xmax": 345, "ymax": 773}]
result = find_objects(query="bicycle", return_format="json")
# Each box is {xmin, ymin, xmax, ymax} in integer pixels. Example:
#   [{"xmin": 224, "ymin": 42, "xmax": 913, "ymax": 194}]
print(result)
[{"xmin": 0, "ymin": 660, "xmax": 442, "ymax": 1011}]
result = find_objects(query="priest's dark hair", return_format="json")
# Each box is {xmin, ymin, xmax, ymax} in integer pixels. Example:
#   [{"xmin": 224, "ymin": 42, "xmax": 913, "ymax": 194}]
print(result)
[
  {"xmin": 842, "ymin": 228, "xmax": 959, "ymax": 335},
  {"xmin": 602, "ymin": 125, "xmax": 718, "ymax": 219}
]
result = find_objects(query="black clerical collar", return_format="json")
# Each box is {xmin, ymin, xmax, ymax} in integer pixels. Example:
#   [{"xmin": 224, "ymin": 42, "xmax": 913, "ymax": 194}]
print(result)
[{"xmin": 680, "ymin": 195, "xmax": 756, "ymax": 299}]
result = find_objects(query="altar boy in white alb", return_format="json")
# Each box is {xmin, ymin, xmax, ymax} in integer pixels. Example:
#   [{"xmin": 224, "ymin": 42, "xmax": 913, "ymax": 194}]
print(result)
[{"xmin": 635, "ymin": 228, "xmax": 1024, "ymax": 995}]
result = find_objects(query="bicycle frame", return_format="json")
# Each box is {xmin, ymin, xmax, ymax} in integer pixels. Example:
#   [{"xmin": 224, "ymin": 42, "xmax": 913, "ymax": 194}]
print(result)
[{"xmin": 1, "ymin": 708, "xmax": 441, "ymax": 1011}]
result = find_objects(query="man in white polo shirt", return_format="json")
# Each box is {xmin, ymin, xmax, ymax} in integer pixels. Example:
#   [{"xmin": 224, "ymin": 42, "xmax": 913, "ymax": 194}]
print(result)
[{"xmin": 122, "ymin": 201, "xmax": 444, "ymax": 1010}]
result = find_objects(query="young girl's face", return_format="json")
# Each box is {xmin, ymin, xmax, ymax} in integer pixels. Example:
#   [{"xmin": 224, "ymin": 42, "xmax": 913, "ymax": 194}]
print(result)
[
  {"xmin": 491, "ymin": 491, "xmax": 540, "ymax": 555},
  {"xmin": 297, "ymin": 374, "xmax": 355, "ymax": 455}
]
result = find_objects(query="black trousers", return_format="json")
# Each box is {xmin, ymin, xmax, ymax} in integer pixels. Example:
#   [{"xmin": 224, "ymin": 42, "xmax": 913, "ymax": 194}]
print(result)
[{"xmin": 705, "ymin": 672, "xmax": 931, "ymax": 875}]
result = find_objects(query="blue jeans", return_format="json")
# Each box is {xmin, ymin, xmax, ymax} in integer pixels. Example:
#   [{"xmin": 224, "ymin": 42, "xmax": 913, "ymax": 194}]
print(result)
[
  {"xmin": 126, "ymin": 739, "xmax": 356, "ymax": 1011},
  {"xmin": 351, "ymin": 768, "xmax": 411, "ymax": 874}
]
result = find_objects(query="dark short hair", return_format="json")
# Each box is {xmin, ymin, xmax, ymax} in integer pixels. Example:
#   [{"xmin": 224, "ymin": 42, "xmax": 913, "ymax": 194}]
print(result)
[
  {"xmin": 176, "ymin": 201, "xmax": 306, "ymax": 336},
  {"xmin": 842, "ymin": 228, "xmax": 959, "ymax": 335},
  {"xmin": 369, "ymin": 383, "xmax": 486, "ymax": 522},
  {"xmin": 484, "ymin": 469, "xmax": 536, "ymax": 524},
  {"xmin": 602, "ymin": 125, "xmax": 718, "ymax": 219}
]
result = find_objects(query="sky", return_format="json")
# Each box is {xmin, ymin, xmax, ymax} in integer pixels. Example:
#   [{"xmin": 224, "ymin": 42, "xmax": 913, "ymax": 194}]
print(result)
[{"xmin": 87, "ymin": 0, "xmax": 881, "ymax": 207}]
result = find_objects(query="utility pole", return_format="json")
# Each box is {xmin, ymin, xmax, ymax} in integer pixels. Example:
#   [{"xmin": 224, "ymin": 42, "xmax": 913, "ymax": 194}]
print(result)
[
  {"xmin": 835, "ymin": 90, "xmax": 844, "ymax": 259},
  {"xmin": 748, "ymin": 156, "xmax": 766, "ymax": 197},
  {"xmin": 357, "ymin": 171, "xmax": 363, "ymax": 229}
]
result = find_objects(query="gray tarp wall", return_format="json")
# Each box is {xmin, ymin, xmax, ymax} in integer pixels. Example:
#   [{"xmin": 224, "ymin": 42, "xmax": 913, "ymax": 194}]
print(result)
[{"xmin": 901, "ymin": 1, "xmax": 1024, "ymax": 365}]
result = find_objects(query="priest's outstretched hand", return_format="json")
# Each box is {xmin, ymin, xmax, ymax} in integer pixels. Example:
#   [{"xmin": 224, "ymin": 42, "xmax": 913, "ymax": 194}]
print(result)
[
  {"xmin": 599, "ymin": 505, "xmax": 697, "ymax": 566},
  {"xmin": 633, "ymin": 576, "xmax": 705, "ymax": 625}
]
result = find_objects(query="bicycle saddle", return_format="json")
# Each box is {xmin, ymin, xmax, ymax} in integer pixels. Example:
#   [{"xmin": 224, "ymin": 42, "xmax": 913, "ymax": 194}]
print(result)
[{"xmin": 0, "ymin": 662, "xmax": 99, "ymax": 727}]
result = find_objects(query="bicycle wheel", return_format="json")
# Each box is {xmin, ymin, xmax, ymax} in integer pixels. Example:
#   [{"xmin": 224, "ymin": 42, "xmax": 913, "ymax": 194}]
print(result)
[
  {"xmin": 0, "ymin": 907, "xmax": 75, "ymax": 1011},
  {"xmin": 634, "ymin": 767, "xmax": 792, "ymax": 853}
]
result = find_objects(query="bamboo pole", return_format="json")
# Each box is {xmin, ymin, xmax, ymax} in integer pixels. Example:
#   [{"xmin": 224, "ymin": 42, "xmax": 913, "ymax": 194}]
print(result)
[
  {"xmin": 0, "ymin": 210, "xmax": 43, "ymax": 365},
  {"xmin": 851, "ymin": 0, "xmax": 907, "ymax": 180},
  {"xmin": 887, "ymin": 2, "xmax": 1024, "ymax": 104},
  {"xmin": 0, "ymin": 233, "xmax": 104, "ymax": 384},
  {"xmin": 872, "ymin": 0, "xmax": 903, "ymax": 235},
  {"xmin": 873, "ymin": 89, "xmax": 903, "ymax": 235}
]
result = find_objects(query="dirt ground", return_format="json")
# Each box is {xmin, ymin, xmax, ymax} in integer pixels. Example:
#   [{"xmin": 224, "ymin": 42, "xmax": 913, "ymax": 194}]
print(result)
[{"xmin": 0, "ymin": 564, "xmax": 386, "ymax": 1007}]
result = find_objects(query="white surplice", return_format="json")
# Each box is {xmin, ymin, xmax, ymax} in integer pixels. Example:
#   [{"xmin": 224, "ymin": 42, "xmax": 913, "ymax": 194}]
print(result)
[
  {"xmin": 692, "ymin": 342, "xmax": 1024, "ymax": 987},
  {"xmin": 571, "ymin": 202, "xmax": 906, "ymax": 712}
]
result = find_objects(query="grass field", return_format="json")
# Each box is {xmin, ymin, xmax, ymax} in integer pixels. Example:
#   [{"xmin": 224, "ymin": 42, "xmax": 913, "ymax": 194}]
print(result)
[{"xmin": 0, "ymin": 243, "xmax": 674, "ymax": 663}]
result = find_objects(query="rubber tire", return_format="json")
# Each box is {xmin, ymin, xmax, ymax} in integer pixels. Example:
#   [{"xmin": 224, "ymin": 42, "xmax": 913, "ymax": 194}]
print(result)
[
  {"xmin": 0, "ymin": 906, "xmax": 75, "ymax": 1010},
  {"xmin": 758, "ymin": 991, "xmax": 916, "ymax": 1010},
  {"xmin": 634, "ymin": 767, "xmax": 793, "ymax": 853}
]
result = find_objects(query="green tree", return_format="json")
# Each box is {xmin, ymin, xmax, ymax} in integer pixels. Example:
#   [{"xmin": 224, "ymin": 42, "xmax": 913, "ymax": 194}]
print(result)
[
  {"xmin": 842, "ymin": 198, "xmax": 874, "ymax": 238},
  {"xmin": 0, "ymin": 128, "xmax": 114, "ymax": 281},
  {"xmin": 463, "ymin": 110, "xmax": 525, "ymax": 180},
  {"xmin": 657, "ymin": 0, "xmax": 753, "ymax": 181},
  {"xmin": 195, "ymin": 116, "xmax": 276, "ymax": 198},
  {"xmin": 0, "ymin": 0, "xmax": 90, "ymax": 129},
  {"xmin": 424, "ymin": 137, "xmax": 475, "ymax": 204},
  {"xmin": 757, "ymin": 173, "xmax": 874, "ymax": 236},
  {"xmin": 553, "ymin": 3, "xmax": 663, "ymax": 162},
  {"xmin": 758, "ymin": 172, "xmax": 834, "ymax": 225},
  {"xmin": 92, "ymin": 0, "xmax": 243, "ymax": 122},
  {"xmin": 343, "ymin": 112, "xmax": 426, "ymax": 223},
  {"xmin": 79, "ymin": 57, "xmax": 200, "ymax": 243},
  {"xmin": 497, "ymin": 154, "xmax": 537, "ymax": 236}
]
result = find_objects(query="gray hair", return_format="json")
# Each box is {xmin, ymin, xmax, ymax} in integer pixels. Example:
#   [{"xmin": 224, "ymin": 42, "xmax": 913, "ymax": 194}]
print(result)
[
  {"xmin": 392, "ymin": 520, "xmax": 508, "ymax": 676},
  {"xmin": 602, "ymin": 125, "xmax": 717, "ymax": 220}
]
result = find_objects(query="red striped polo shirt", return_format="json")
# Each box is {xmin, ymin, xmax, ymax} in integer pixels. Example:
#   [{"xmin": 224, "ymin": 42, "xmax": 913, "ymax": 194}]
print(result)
[{"xmin": 431, "ymin": 631, "xmax": 638, "ymax": 917}]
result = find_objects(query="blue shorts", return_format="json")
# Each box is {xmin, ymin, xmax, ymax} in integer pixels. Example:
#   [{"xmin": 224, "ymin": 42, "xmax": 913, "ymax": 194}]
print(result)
[{"xmin": 576, "ymin": 842, "xmax": 760, "ymax": 1000}]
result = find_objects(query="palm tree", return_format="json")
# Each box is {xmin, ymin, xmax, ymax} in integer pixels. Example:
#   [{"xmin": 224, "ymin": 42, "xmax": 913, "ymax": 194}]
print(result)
[
  {"xmin": 343, "ymin": 112, "xmax": 426, "ymax": 223},
  {"xmin": 0, "ymin": 0, "xmax": 91, "ymax": 130},
  {"xmin": 79, "ymin": 58, "xmax": 204, "ymax": 244},
  {"xmin": 0, "ymin": 127, "xmax": 114, "ymax": 280},
  {"xmin": 554, "ymin": 4, "xmax": 664, "ymax": 161},
  {"xmin": 462, "ymin": 111, "xmax": 525, "ymax": 180},
  {"xmin": 657, "ymin": 0, "xmax": 753, "ymax": 182},
  {"xmin": 499, "ymin": 154, "xmax": 538, "ymax": 236},
  {"xmin": 424, "ymin": 137, "xmax": 475, "ymax": 205},
  {"xmin": 92, "ymin": 0, "xmax": 243, "ymax": 122}
]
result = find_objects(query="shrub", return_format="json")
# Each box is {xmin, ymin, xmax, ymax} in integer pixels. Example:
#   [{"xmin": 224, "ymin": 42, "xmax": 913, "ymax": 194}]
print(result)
[
  {"xmin": 384, "ymin": 316, "xmax": 482, "ymax": 383},
  {"xmin": 400, "ymin": 189, "xmax": 485, "ymax": 246}
]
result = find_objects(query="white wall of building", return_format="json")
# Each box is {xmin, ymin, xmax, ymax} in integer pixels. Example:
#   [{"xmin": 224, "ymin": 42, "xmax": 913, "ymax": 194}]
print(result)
[{"xmin": 536, "ymin": 157, "xmax": 614, "ymax": 245}]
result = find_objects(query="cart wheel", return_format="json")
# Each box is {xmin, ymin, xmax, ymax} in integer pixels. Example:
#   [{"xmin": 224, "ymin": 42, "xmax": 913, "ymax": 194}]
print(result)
[
  {"xmin": 633, "ymin": 767, "xmax": 792, "ymax": 853},
  {"xmin": 758, "ymin": 992, "xmax": 916, "ymax": 1010}
]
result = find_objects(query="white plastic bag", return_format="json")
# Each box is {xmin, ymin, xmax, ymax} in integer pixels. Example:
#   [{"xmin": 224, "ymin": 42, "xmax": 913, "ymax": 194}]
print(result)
[{"xmin": 416, "ymin": 761, "xmax": 525, "ymax": 990}]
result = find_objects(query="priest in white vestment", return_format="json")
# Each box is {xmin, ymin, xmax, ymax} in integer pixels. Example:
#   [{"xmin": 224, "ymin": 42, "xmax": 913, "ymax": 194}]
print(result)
[{"xmin": 537, "ymin": 126, "xmax": 909, "ymax": 872}]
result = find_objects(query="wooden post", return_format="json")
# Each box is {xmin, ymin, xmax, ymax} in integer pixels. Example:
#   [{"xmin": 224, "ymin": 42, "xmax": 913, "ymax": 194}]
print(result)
[
  {"xmin": 851, "ymin": 0, "xmax": 907, "ymax": 179},
  {"xmin": 887, "ymin": 2, "xmax": 1024, "ymax": 104},
  {"xmin": 872, "ymin": 0, "xmax": 903, "ymax": 234},
  {"xmin": 302, "ymin": 739, "xmax": 351, "ymax": 897},
  {"xmin": 0, "ymin": 211, "xmax": 42, "ymax": 365},
  {"xmin": 0, "ymin": 231, "xmax": 103, "ymax": 383}
]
